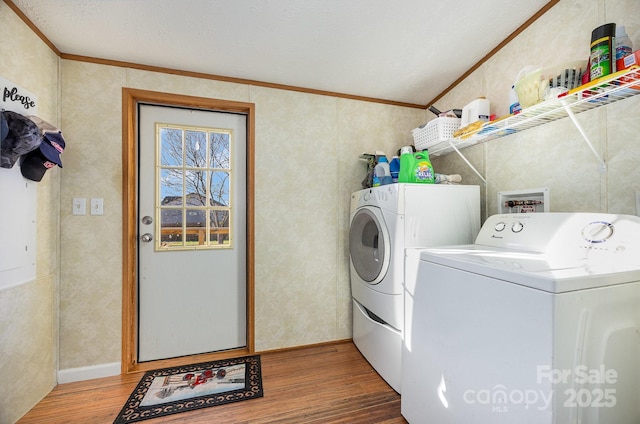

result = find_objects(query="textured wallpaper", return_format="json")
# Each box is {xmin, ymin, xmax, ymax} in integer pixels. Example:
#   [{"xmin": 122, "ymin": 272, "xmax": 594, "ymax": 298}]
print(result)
[
  {"xmin": 0, "ymin": 2, "xmax": 61, "ymax": 423},
  {"xmin": 58, "ymin": 64, "xmax": 428, "ymax": 362},
  {"xmin": 432, "ymin": 0, "xmax": 640, "ymax": 218}
]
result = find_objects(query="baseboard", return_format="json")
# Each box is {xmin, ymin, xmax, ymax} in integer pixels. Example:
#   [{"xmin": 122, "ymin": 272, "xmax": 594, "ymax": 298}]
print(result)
[
  {"xmin": 57, "ymin": 362, "xmax": 121, "ymax": 384},
  {"xmin": 255, "ymin": 338, "xmax": 354, "ymax": 355}
]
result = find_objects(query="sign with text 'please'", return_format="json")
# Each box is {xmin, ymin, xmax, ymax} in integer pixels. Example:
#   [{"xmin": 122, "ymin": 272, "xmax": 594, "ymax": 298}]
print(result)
[{"xmin": 0, "ymin": 76, "xmax": 39, "ymax": 115}]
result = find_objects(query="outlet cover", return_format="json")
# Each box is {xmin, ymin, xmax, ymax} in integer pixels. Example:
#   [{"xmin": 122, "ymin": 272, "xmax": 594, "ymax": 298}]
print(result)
[
  {"xmin": 90, "ymin": 198, "xmax": 104, "ymax": 215},
  {"xmin": 72, "ymin": 198, "xmax": 86, "ymax": 215}
]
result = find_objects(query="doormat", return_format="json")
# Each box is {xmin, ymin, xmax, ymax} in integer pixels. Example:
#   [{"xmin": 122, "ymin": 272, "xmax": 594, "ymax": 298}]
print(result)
[{"xmin": 113, "ymin": 355, "xmax": 263, "ymax": 423}]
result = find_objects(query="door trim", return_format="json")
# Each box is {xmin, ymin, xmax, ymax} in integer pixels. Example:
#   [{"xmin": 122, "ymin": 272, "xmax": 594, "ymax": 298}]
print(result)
[{"xmin": 121, "ymin": 88, "xmax": 255, "ymax": 374}]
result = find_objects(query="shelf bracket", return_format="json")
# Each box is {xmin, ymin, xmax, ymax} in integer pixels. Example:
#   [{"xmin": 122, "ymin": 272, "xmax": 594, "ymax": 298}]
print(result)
[
  {"xmin": 560, "ymin": 99, "xmax": 607, "ymax": 172},
  {"xmin": 448, "ymin": 140, "xmax": 487, "ymax": 184}
]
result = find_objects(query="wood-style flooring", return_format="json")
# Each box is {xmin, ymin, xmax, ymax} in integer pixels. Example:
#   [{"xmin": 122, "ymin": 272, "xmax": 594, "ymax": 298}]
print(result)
[{"xmin": 18, "ymin": 341, "xmax": 407, "ymax": 424}]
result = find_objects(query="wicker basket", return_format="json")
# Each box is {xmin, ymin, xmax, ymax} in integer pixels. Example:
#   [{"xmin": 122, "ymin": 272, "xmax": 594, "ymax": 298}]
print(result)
[{"xmin": 412, "ymin": 117, "xmax": 461, "ymax": 151}]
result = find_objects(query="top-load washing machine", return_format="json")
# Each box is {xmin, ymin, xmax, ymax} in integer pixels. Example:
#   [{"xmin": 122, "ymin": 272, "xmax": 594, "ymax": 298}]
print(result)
[
  {"xmin": 402, "ymin": 212, "xmax": 640, "ymax": 424},
  {"xmin": 349, "ymin": 183, "xmax": 480, "ymax": 393}
]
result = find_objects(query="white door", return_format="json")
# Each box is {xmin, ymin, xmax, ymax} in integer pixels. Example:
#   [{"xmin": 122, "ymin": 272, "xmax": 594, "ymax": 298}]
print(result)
[{"xmin": 137, "ymin": 104, "xmax": 247, "ymax": 362}]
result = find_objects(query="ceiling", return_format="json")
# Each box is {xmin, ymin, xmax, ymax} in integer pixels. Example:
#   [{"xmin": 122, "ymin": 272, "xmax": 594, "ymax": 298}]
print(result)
[{"xmin": 10, "ymin": 0, "xmax": 554, "ymax": 107}]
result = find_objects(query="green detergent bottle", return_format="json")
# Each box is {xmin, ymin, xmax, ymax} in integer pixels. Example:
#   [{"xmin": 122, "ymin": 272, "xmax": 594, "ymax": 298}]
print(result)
[{"xmin": 398, "ymin": 150, "xmax": 435, "ymax": 184}]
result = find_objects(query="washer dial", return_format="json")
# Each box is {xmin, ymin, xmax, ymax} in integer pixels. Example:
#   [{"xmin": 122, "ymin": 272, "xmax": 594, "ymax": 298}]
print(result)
[{"xmin": 582, "ymin": 221, "xmax": 614, "ymax": 243}]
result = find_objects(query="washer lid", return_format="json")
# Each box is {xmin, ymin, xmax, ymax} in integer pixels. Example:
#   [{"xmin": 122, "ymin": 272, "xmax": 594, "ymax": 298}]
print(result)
[{"xmin": 419, "ymin": 245, "xmax": 640, "ymax": 293}]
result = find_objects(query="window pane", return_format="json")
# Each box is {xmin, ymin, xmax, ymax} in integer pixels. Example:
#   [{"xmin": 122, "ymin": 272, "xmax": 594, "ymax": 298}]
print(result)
[
  {"xmin": 160, "ymin": 169, "xmax": 183, "ymax": 206},
  {"xmin": 210, "ymin": 171, "xmax": 230, "ymax": 206},
  {"xmin": 209, "ymin": 210, "xmax": 230, "ymax": 245},
  {"xmin": 160, "ymin": 209, "xmax": 183, "ymax": 247},
  {"xmin": 184, "ymin": 170, "xmax": 207, "ymax": 205},
  {"xmin": 210, "ymin": 132, "xmax": 230, "ymax": 169},
  {"xmin": 160, "ymin": 128, "xmax": 183, "ymax": 166},
  {"xmin": 185, "ymin": 130, "xmax": 207, "ymax": 168},
  {"xmin": 186, "ymin": 209, "xmax": 205, "ymax": 227},
  {"xmin": 210, "ymin": 209, "xmax": 229, "ymax": 228},
  {"xmin": 186, "ymin": 209, "xmax": 205, "ymax": 245}
]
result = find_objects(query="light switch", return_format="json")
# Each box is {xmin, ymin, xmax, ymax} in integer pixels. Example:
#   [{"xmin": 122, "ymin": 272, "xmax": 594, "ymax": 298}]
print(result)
[
  {"xmin": 90, "ymin": 198, "xmax": 104, "ymax": 216},
  {"xmin": 73, "ymin": 198, "xmax": 86, "ymax": 215}
]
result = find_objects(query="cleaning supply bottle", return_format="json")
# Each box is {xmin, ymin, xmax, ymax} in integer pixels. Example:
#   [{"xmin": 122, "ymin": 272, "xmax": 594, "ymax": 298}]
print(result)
[
  {"xmin": 398, "ymin": 150, "xmax": 435, "ymax": 184},
  {"xmin": 389, "ymin": 156, "xmax": 400, "ymax": 183},
  {"xmin": 616, "ymin": 25, "xmax": 633, "ymax": 60},
  {"xmin": 398, "ymin": 147, "xmax": 414, "ymax": 183},
  {"xmin": 413, "ymin": 151, "xmax": 435, "ymax": 183},
  {"xmin": 373, "ymin": 156, "xmax": 392, "ymax": 186},
  {"xmin": 509, "ymin": 85, "xmax": 521, "ymax": 115},
  {"xmin": 590, "ymin": 23, "xmax": 616, "ymax": 79}
]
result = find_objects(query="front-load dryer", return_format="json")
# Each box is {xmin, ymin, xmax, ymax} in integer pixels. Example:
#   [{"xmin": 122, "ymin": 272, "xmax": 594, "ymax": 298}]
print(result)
[{"xmin": 349, "ymin": 183, "xmax": 480, "ymax": 393}]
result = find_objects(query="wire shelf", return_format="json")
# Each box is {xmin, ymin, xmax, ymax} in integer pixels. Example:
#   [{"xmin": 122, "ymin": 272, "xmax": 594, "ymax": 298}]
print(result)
[{"xmin": 428, "ymin": 67, "xmax": 640, "ymax": 158}]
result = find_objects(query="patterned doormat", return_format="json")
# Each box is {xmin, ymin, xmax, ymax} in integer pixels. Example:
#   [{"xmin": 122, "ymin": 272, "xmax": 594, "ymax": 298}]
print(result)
[{"xmin": 113, "ymin": 355, "xmax": 263, "ymax": 423}]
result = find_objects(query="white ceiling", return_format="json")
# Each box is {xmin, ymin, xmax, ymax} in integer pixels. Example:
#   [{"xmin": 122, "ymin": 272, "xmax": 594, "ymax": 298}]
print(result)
[{"xmin": 11, "ymin": 0, "xmax": 552, "ymax": 106}]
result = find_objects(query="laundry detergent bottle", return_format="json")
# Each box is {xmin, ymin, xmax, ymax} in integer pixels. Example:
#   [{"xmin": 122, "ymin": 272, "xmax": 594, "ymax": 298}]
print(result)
[
  {"xmin": 398, "ymin": 150, "xmax": 435, "ymax": 184},
  {"xmin": 373, "ymin": 156, "xmax": 392, "ymax": 186}
]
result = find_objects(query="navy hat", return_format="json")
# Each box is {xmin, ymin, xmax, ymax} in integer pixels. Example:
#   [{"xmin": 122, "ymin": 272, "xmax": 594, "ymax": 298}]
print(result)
[
  {"xmin": 20, "ymin": 132, "xmax": 65, "ymax": 181},
  {"xmin": 0, "ymin": 111, "xmax": 42, "ymax": 169},
  {"xmin": 41, "ymin": 131, "xmax": 65, "ymax": 167}
]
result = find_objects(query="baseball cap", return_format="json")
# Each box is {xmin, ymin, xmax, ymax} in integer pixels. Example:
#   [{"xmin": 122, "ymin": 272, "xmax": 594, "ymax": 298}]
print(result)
[
  {"xmin": 19, "ymin": 131, "xmax": 65, "ymax": 181},
  {"xmin": 40, "ymin": 131, "xmax": 65, "ymax": 167},
  {"xmin": 0, "ymin": 111, "xmax": 42, "ymax": 169},
  {"xmin": 20, "ymin": 150, "xmax": 56, "ymax": 182}
]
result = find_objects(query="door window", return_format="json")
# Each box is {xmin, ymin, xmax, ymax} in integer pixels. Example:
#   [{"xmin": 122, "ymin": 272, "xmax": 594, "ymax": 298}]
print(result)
[{"xmin": 156, "ymin": 124, "xmax": 233, "ymax": 250}]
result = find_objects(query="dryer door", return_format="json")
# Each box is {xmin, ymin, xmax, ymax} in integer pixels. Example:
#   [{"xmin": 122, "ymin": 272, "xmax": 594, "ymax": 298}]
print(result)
[{"xmin": 349, "ymin": 206, "xmax": 390, "ymax": 285}]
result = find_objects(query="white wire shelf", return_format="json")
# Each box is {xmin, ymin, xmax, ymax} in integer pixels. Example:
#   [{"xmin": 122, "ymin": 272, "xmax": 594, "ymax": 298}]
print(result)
[{"xmin": 428, "ymin": 66, "xmax": 640, "ymax": 158}]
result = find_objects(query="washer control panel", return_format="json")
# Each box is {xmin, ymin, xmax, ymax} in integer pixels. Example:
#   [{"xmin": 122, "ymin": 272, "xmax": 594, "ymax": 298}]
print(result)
[{"xmin": 476, "ymin": 213, "xmax": 640, "ymax": 255}]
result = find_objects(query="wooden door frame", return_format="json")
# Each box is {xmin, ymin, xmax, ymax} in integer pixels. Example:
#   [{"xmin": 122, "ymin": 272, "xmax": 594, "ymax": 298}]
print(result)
[{"xmin": 121, "ymin": 88, "xmax": 255, "ymax": 374}]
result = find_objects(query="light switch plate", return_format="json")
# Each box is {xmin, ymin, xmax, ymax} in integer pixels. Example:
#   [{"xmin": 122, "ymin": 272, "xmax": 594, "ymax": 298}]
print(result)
[
  {"xmin": 90, "ymin": 198, "xmax": 104, "ymax": 215},
  {"xmin": 636, "ymin": 191, "xmax": 640, "ymax": 217},
  {"xmin": 72, "ymin": 198, "xmax": 86, "ymax": 215}
]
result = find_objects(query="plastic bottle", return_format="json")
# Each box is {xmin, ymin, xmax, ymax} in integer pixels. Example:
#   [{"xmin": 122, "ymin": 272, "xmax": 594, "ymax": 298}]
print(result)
[
  {"xmin": 372, "ymin": 171, "xmax": 380, "ymax": 187},
  {"xmin": 398, "ymin": 148, "xmax": 414, "ymax": 183},
  {"xmin": 398, "ymin": 150, "xmax": 435, "ymax": 184},
  {"xmin": 389, "ymin": 156, "xmax": 400, "ymax": 183},
  {"xmin": 461, "ymin": 98, "xmax": 491, "ymax": 127},
  {"xmin": 590, "ymin": 23, "xmax": 616, "ymax": 80},
  {"xmin": 616, "ymin": 25, "xmax": 633, "ymax": 60},
  {"xmin": 374, "ymin": 156, "xmax": 392, "ymax": 186},
  {"xmin": 509, "ymin": 85, "xmax": 521, "ymax": 115}
]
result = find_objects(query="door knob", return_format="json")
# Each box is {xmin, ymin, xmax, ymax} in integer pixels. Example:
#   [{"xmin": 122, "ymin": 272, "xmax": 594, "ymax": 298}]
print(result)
[{"xmin": 141, "ymin": 233, "xmax": 153, "ymax": 243}]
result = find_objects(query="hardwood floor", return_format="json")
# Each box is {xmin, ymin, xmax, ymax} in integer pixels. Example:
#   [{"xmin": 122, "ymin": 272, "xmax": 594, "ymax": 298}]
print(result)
[{"xmin": 18, "ymin": 341, "xmax": 407, "ymax": 424}]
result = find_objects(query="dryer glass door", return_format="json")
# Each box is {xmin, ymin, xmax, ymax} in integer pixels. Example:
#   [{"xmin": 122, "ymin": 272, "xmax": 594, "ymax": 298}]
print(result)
[{"xmin": 350, "ymin": 207, "xmax": 389, "ymax": 284}]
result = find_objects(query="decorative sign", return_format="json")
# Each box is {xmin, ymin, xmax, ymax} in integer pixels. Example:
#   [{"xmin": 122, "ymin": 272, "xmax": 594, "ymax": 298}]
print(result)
[{"xmin": 0, "ymin": 76, "xmax": 39, "ymax": 115}]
